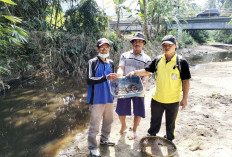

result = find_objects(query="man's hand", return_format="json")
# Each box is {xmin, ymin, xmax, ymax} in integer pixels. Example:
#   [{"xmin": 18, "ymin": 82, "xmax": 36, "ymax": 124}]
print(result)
[
  {"xmin": 117, "ymin": 74, "xmax": 123, "ymax": 78},
  {"xmin": 127, "ymin": 71, "xmax": 135, "ymax": 78},
  {"xmin": 181, "ymin": 79, "xmax": 190, "ymax": 111},
  {"xmin": 107, "ymin": 73, "xmax": 118, "ymax": 80},
  {"xmin": 180, "ymin": 99, "xmax": 187, "ymax": 110}
]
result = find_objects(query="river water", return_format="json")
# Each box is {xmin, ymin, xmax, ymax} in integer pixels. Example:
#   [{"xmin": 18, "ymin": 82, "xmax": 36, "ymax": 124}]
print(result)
[
  {"xmin": 0, "ymin": 51, "xmax": 231, "ymax": 157},
  {"xmin": 184, "ymin": 51, "xmax": 232, "ymax": 65},
  {"xmin": 0, "ymin": 77, "xmax": 89, "ymax": 157}
]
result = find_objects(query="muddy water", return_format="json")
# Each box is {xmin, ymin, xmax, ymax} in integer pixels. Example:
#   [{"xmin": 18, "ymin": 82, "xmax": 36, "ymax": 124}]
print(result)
[
  {"xmin": 184, "ymin": 51, "xmax": 232, "ymax": 65},
  {"xmin": 0, "ymin": 77, "xmax": 89, "ymax": 157}
]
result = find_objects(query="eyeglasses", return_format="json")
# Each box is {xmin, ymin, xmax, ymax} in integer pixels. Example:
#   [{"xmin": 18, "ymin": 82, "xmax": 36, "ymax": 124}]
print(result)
[{"xmin": 99, "ymin": 47, "xmax": 110, "ymax": 51}]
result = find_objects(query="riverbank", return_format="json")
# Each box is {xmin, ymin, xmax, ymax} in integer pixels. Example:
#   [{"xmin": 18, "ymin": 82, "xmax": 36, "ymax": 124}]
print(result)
[{"xmin": 56, "ymin": 43, "xmax": 232, "ymax": 157}]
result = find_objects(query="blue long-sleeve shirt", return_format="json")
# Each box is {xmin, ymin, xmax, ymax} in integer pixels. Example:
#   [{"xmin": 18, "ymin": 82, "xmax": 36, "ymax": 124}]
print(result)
[{"xmin": 86, "ymin": 56, "xmax": 114, "ymax": 104}]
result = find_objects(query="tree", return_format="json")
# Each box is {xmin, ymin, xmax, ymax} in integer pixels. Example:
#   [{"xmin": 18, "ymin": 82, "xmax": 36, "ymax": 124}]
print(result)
[
  {"xmin": 206, "ymin": 0, "xmax": 217, "ymax": 8},
  {"xmin": 188, "ymin": 30, "xmax": 209, "ymax": 43},
  {"xmin": 0, "ymin": 0, "xmax": 28, "ymax": 78},
  {"xmin": 0, "ymin": 0, "xmax": 28, "ymax": 50},
  {"xmin": 139, "ymin": 0, "xmax": 150, "ymax": 40},
  {"xmin": 113, "ymin": 0, "xmax": 131, "ymax": 36},
  {"xmin": 7, "ymin": 0, "xmax": 50, "ymax": 30},
  {"xmin": 137, "ymin": 0, "xmax": 192, "ymax": 41},
  {"xmin": 141, "ymin": 0, "xmax": 176, "ymax": 39},
  {"xmin": 209, "ymin": 0, "xmax": 232, "ymax": 43},
  {"xmin": 64, "ymin": 0, "xmax": 108, "ymax": 38}
]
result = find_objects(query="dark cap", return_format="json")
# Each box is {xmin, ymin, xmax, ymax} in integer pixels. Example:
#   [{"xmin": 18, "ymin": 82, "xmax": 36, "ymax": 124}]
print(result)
[
  {"xmin": 96, "ymin": 38, "xmax": 110, "ymax": 47},
  {"xmin": 130, "ymin": 32, "xmax": 146, "ymax": 45},
  {"xmin": 161, "ymin": 35, "xmax": 176, "ymax": 45}
]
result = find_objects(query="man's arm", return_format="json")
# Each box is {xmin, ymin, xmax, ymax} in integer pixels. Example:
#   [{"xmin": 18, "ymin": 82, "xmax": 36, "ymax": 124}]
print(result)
[
  {"xmin": 127, "ymin": 69, "xmax": 151, "ymax": 77},
  {"xmin": 87, "ymin": 60, "xmax": 107, "ymax": 85},
  {"xmin": 180, "ymin": 79, "xmax": 190, "ymax": 110}
]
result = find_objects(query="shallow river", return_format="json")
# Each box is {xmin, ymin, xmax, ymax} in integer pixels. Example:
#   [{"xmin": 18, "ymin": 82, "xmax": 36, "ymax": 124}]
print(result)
[
  {"xmin": 0, "ymin": 78, "xmax": 89, "ymax": 157},
  {"xmin": 0, "ymin": 51, "xmax": 231, "ymax": 157}
]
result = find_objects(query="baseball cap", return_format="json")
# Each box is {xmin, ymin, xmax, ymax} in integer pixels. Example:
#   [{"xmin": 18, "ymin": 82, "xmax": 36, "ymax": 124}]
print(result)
[
  {"xmin": 161, "ymin": 35, "xmax": 176, "ymax": 45},
  {"xmin": 96, "ymin": 38, "xmax": 110, "ymax": 47},
  {"xmin": 130, "ymin": 32, "xmax": 146, "ymax": 45}
]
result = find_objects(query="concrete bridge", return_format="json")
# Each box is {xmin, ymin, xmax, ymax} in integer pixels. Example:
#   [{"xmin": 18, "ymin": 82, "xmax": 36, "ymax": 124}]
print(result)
[
  {"xmin": 172, "ymin": 17, "xmax": 232, "ymax": 30},
  {"xmin": 109, "ymin": 16, "xmax": 232, "ymax": 32}
]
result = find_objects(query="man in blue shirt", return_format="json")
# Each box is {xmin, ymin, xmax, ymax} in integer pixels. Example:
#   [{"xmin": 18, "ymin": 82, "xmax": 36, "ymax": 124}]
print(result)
[{"xmin": 86, "ymin": 38, "xmax": 118, "ymax": 157}]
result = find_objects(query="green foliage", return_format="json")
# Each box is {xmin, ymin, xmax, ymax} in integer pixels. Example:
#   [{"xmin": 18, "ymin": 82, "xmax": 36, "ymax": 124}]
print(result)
[
  {"xmin": 213, "ymin": 30, "xmax": 232, "ymax": 44},
  {"xmin": 205, "ymin": 0, "xmax": 232, "ymax": 9},
  {"xmin": 8, "ymin": 0, "xmax": 51, "ymax": 31},
  {"xmin": 113, "ymin": 0, "xmax": 126, "ymax": 5},
  {"xmin": 0, "ymin": 0, "xmax": 16, "ymax": 5},
  {"xmin": 222, "ymin": 0, "xmax": 232, "ymax": 8},
  {"xmin": 11, "ymin": 31, "xmax": 123, "ymax": 78},
  {"xmin": 140, "ymin": 0, "xmax": 190, "ymax": 40},
  {"xmin": 112, "ymin": 0, "xmax": 131, "ymax": 36},
  {"xmin": 64, "ymin": 0, "xmax": 108, "ymax": 38},
  {"xmin": 0, "ymin": 4, "xmax": 28, "ymax": 48},
  {"xmin": 0, "ymin": 0, "xmax": 113, "ymax": 82},
  {"xmin": 206, "ymin": 0, "xmax": 217, "ymax": 8},
  {"xmin": 0, "ymin": 0, "xmax": 28, "ymax": 76},
  {"xmin": 164, "ymin": 30, "xmax": 196, "ymax": 48},
  {"xmin": 106, "ymin": 31, "xmax": 122, "ymax": 52},
  {"xmin": 187, "ymin": 30, "xmax": 209, "ymax": 44},
  {"xmin": 6, "ymin": 0, "xmax": 66, "ymax": 31},
  {"xmin": 177, "ymin": 31, "xmax": 196, "ymax": 48},
  {"xmin": 0, "ymin": 65, "xmax": 10, "ymax": 74}
]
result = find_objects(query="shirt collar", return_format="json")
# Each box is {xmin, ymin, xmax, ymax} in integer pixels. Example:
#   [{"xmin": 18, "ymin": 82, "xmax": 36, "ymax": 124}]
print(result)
[
  {"xmin": 162, "ymin": 53, "xmax": 177, "ymax": 62},
  {"xmin": 130, "ymin": 50, "xmax": 144, "ymax": 56}
]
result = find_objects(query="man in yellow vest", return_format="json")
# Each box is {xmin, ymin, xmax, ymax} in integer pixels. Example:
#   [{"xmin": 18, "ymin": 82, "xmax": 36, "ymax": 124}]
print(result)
[{"xmin": 128, "ymin": 35, "xmax": 191, "ymax": 141}]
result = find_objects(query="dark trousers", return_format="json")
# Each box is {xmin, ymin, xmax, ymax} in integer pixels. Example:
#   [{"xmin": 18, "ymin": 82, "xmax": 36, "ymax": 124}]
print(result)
[{"xmin": 148, "ymin": 99, "xmax": 179, "ymax": 141}]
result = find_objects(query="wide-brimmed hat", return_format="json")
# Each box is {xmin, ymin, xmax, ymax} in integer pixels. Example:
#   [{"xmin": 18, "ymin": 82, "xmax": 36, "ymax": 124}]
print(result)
[
  {"xmin": 161, "ymin": 35, "xmax": 176, "ymax": 45},
  {"xmin": 96, "ymin": 38, "xmax": 110, "ymax": 47},
  {"xmin": 130, "ymin": 32, "xmax": 146, "ymax": 45}
]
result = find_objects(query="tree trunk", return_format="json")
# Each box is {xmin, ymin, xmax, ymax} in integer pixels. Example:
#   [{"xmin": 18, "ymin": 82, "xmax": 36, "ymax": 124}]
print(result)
[
  {"xmin": 116, "ymin": 6, "xmax": 121, "ymax": 36},
  {"xmin": 155, "ymin": 14, "xmax": 160, "ymax": 39},
  {"xmin": 50, "ymin": 1, "xmax": 55, "ymax": 26},
  {"xmin": 54, "ymin": 0, "xmax": 60, "ymax": 29},
  {"xmin": 143, "ymin": 0, "xmax": 150, "ymax": 41}
]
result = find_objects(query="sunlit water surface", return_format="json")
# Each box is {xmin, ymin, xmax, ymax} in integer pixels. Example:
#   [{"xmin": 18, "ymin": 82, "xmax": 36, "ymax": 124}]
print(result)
[
  {"xmin": 0, "ymin": 77, "xmax": 89, "ymax": 157},
  {"xmin": 184, "ymin": 51, "xmax": 232, "ymax": 66}
]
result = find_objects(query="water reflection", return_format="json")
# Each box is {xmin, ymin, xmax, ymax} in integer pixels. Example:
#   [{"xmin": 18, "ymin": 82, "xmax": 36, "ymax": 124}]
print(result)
[
  {"xmin": 0, "ymin": 77, "xmax": 90, "ymax": 157},
  {"xmin": 63, "ymin": 94, "xmax": 75, "ymax": 105},
  {"xmin": 184, "ymin": 51, "xmax": 232, "ymax": 65}
]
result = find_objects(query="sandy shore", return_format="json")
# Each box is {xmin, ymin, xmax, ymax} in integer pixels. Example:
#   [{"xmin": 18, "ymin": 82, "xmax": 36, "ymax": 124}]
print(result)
[{"xmin": 57, "ymin": 44, "xmax": 232, "ymax": 157}]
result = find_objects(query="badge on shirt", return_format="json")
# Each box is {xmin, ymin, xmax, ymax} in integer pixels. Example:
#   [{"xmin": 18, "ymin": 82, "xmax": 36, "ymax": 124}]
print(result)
[{"xmin": 171, "ymin": 73, "xmax": 177, "ymax": 80}]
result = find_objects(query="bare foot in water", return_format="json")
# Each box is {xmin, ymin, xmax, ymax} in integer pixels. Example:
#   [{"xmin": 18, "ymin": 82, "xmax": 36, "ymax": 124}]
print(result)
[{"xmin": 120, "ymin": 126, "xmax": 128, "ymax": 135}]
